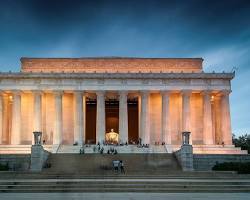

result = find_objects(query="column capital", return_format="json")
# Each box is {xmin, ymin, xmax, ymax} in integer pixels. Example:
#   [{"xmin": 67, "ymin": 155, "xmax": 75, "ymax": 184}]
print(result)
[
  {"xmin": 181, "ymin": 90, "xmax": 192, "ymax": 96},
  {"xmin": 220, "ymin": 90, "xmax": 231, "ymax": 96},
  {"xmin": 200, "ymin": 90, "xmax": 212, "ymax": 96},
  {"xmin": 96, "ymin": 91, "xmax": 105, "ymax": 97},
  {"xmin": 53, "ymin": 90, "xmax": 64, "ymax": 96},
  {"xmin": 32, "ymin": 90, "xmax": 43, "ymax": 95},
  {"xmin": 11, "ymin": 90, "xmax": 22, "ymax": 96},
  {"xmin": 118, "ymin": 90, "xmax": 128, "ymax": 96},
  {"xmin": 140, "ymin": 90, "xmax": 150, "ymax": 97},
  {"xmin": 74, "ymin": 90, "xmax": 85, "ymax": 96},
  {"xmin": 160, "ymin": 90, "xmax": 171, "ymax": 96},
  {"xmin": 0, "ymin": 90, "xmax": 7, "ymax": 97}
]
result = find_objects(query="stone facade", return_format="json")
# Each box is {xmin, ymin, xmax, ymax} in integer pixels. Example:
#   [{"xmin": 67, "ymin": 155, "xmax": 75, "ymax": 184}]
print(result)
[{"xmin": 0, "ymin": 57, "xmax": 241, "ymax": 154}]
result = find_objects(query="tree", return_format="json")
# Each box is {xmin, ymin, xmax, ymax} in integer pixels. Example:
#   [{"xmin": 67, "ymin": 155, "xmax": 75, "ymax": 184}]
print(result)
[{"xmin": 233, "ymin": 134, "xmax": 250, "ymax": 154}]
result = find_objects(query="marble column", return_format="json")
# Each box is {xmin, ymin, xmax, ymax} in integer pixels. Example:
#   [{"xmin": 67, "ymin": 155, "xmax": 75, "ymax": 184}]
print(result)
[
  {"xmin": 202, "ymin": 91, "xmax": 214, "ymax": 145},
  {"xmin": 182, "ymin": 90, "xmax": 191, "ymax": 144},
  {"xmin": 74, "ymin": 91, "xmax": 85, "ymax": 145},
  {"xmin": 161, "ymin": 91, "xmax": 171, "ymax": 144},
  {"xmin": 221, "ymin": 90, "xmax": 232, "ymax": 145},
  {"xmin": 2, "ymin": 94, "xmax": 8, "ymax": 144},
  {"xmin": 53, "ymin": 91, "xmax": 63, "ymax": 145},
  {"xmin": 140, "ymin": 91, "xmax": 150, "ymax": 144},
  {"xmin": 0, "ymin": 92, "xmax": 3, "ymax": 144},
  {"xmin": 119, "ymin": 91, "xmax": 128, "ymax": 143},
  {"xmin": 11, "ymin": 90, "xmax": 21, "ymax": 145},
  {"xmin": 33, "ymin": 91, "xmax": 42, "ymax": 144},
  {"xmin": 96, "ymin": 91, "xmax": 105, "ymax": 144}
]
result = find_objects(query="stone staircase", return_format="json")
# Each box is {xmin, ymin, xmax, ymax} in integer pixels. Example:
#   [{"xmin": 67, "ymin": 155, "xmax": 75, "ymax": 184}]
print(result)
[
  {"xmin": 0, "ymin": 173, "xmax": 250, "ymax": 192},
  {"xmin": 0, "ymin": 145, "xmax": 52, "ymax": 154},
  {"xmin": 43, "ymin": 153, "xmax": 181, "ymax": 174}
]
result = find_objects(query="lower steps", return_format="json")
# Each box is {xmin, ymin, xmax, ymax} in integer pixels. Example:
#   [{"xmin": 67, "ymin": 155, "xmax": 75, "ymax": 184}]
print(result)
[{"xmin": 0, "ymin": 178, "xmax": 250, "ymax": 192}]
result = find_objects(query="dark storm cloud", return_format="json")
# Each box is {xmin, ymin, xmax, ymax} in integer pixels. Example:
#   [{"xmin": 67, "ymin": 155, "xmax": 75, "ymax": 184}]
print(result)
[{"xmin": 0, "ymin": 0, "xmax": 250, "ymax": 134}]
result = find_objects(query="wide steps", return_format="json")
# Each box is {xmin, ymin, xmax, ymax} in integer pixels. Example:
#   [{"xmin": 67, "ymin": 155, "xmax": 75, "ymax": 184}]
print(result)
[
  {"xmin": 0, "ymin": 145, "xmax": 52, "ymax": 154},
  {"xmin": 43, "ymin": 153, "xmax": 181, "ymax": 174},
  {"xmin": 0, "ymin": 179, "xmax": 250, "ymax": 192}
]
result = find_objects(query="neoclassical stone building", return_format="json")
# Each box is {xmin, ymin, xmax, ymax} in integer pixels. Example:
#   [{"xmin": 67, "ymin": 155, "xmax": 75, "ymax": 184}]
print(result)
[{"xmin": 0, "ymin": 57, "xmax": 244, "ymax": 154}]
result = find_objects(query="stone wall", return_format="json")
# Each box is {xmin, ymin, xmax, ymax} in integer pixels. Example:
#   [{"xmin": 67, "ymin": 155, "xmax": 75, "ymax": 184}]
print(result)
[
  {"xmin": 175, "ymin": 145, "xmax": 194, "ymax": 171},
  {"xmin": 193, "ymin": 154, "xmax": 250, "ymax": 171},
  {"xmin": 21, "ymin": 57, "xmax": 203, "ymax": 73},
  {"xmin": 0, "ymin": 154, "xmax": 30, "ymax": 171}
]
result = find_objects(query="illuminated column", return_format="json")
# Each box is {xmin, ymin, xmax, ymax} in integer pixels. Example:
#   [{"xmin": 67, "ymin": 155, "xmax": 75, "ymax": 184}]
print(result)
[
  {"xmin": 96, "ymin": 91, "xmax": 105, "ymax": 144},
  {"xmin": 140, "ymin": 91, "xmax": 150, "ymax": 144},
  {"xmin": 33, "ymin": 91, "xmax": 42, "ymax": 144},
  {"xmin": 221, "ymin": 90, "xmax": 232, "ymax": 145},
  {"xmin": 0, "ymin": 92, "xmax": 3, "ymax": 144},
  {"xmin": 53, "ymin": 91, "xmax": 63, "ymax": 145},
  {"xmin": 11, "ymin": 90, "xmax": 21, "ymax": 145},
  {"xmin": 202, "ymin": 91, "xmax": 213, "ymax": 145},
  {"xmin": 182, "ymin": 90, "xmax": 192, "ymax": 144},
  {"xmin": 2, "ymin": 94, "xmax": 8, "ymax": 144},
  {"xmin": 74, "ymin": 91, "xmax": 86, "ymax": 145},
  {"xmin": 161, "ymin": 91, "xmax": 171, "ymax": 144},
  {"xmin": 119, "ymin": 91, "xmax": 128, "ymax": 143}
]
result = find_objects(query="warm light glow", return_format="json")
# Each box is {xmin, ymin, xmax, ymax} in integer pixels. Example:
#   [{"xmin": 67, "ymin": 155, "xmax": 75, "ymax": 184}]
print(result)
[
  {"xmin": 9, "ymin": 95, "xmax": 13, "ymax": 101},
  {"xmin": 105, "ymin": 129, "xmax": 119, "ymax": 144},
  {"xmin": 211, "ymin": 95, "xmax": 214, "ymax": 101}
]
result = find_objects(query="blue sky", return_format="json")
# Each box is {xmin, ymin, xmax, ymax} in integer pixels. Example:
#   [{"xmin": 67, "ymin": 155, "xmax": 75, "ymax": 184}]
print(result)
[{"xmin": 0, "ymin": 0, "xmax": 249, "ymax": 135}]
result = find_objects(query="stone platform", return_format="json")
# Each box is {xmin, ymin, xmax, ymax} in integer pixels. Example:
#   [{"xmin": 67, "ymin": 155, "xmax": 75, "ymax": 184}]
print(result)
[{"xmin": 0, "ymin": 144, "xmax": 247, "ymax": 154}]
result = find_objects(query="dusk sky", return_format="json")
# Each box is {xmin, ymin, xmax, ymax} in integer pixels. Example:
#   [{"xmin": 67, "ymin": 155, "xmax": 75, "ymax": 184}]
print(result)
[{"xmin": 0, "ymin": 0, "xmax": 249, "ymax": 136}]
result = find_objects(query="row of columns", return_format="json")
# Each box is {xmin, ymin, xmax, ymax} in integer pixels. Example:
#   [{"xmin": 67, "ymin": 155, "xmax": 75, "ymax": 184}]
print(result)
[{"xmin": 0, "ymin": 90, "xmax": 232, "ymax": 145}]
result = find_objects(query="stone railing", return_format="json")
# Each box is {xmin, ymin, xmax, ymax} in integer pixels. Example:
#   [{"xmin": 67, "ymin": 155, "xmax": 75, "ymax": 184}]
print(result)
[{"xmin": 175, "ymin": 144, "xmax": 194, "ymax": 171}]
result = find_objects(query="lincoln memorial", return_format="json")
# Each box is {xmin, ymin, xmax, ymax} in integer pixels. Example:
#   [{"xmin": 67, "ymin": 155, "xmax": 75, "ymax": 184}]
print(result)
[{"xmin": 0, "ymin": 57, "xmax": 245, "ymax": 154}]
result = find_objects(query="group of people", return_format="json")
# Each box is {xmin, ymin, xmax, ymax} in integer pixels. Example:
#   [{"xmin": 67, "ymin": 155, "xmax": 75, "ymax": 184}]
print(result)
[
  {"xmin": 112, "ymin": 160, "xmax": 125, "ymax": 174},
  {"xmin": 107, "ymin": 147, "xmax": 118, "ymax": 154}
]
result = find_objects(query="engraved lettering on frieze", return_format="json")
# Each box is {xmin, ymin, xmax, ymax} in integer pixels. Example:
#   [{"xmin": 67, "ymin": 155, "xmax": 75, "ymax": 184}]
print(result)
[
  {"xmin": 162, "ymin": 79, "xmax": 169, "ymax": 85},
  {"xmin": 121, "ymin": 79, "xmax": 127, "ymax": 84},
  {"xmin": 142, "ymin": 79, "xmax": 149, "ymax": 84},
  {"xmin": 204, "ymin": 79, "xmax": 211, "ymax": 86},
  {"xmin": 98, "ymin": 79, "xmax": 105, "ymax": 84},
  {"xmin": 34, "ymin": 79, "xmax": 41, "ymax": 84}
]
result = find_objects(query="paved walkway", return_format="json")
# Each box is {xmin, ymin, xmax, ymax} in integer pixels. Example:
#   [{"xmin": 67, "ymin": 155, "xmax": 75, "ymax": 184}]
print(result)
[{"xmin": 0, "ymin": 193, "xmax": 250, "ymax": 200}]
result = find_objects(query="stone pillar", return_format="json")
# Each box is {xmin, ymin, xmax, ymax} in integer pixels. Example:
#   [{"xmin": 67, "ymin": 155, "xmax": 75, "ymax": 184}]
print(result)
[
  {"xmin": 33, "ymin": 91, "xmax": 42, "ymax": 144},
  {"xmin": 182, "ymin": 90, "xmax": 191, "ymax": 144},
  {"xmin": 2, "ymin": 94, "xmax": 8, "ymax": 144},
  {"xmin": 140, "ymin": 91, "xmax": 150, "ymax": 144},
  {"xmin": 0, "ymin": 92, "xmax": 3, "ymax": 144},
  {"xmin": 214, "ymin": 96, "xmax": 222, "ymax": 144},
  {"xmin": 119, "ymin": 91, "xmax": 128, "ymax": 143},
  {"xmin": 202, "ymin": 91, "xmax": 214, "ymax": 145},
  {"xmin": 53, "ymin": 91, "xmax": 63, "ymax": 145},
  {"xmin": 96, "ymin": 91, "xmax": 105, "ymax": 144},
  {"xmin": 11, "ymin": 90, "xmax": 21, "ymax": 145},
  {"xmin": 74, "ymin": 91, "xmax": 85, "ymax": 145},
  {"xmin": 161, "ymin": 91, "xmax": 171, "ymax": 144},
  {"xmin": 221, "ymin": 90, "xmax": 232, "ymax": 145}
]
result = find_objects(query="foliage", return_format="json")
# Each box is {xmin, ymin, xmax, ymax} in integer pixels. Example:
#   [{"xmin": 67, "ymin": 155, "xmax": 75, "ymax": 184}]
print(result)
[
  {"xmin": 212, "ymin": 162, "xmax": 250, "ymax": 174},
  {"xmin": 0, "ymin": 163, "xmax": 9, "ymax": 171},
  {"xmin": 233, "ymin": 134, "xmax": 250, "ymax": 154}
]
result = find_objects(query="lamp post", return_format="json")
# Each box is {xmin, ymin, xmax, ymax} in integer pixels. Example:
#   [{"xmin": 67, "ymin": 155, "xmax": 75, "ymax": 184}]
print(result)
[
  {"xmin": 33, "ymin": 131, "xmax": 42, "ymax": 145},
  {"xmin": 182, "ymin": 131, "xmax": 191, "ymax": 145}
]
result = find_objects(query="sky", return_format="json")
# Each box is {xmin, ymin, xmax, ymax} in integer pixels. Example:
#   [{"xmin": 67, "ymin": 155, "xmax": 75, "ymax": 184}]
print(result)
[{"xmin": 0, "ymin": 0, "xmax": 249, "ymax": 136}]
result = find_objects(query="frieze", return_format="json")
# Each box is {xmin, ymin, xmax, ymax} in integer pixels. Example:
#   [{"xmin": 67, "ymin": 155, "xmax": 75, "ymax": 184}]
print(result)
[{"xmin": 21, "ymin": 58, "xmax": 203, "ymax": 73}]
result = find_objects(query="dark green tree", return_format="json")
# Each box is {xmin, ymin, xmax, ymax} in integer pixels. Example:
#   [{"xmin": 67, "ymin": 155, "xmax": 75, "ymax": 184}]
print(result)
[{"xmin": 233, "ymin": 134, "xmax": 250, "ymax": 154}]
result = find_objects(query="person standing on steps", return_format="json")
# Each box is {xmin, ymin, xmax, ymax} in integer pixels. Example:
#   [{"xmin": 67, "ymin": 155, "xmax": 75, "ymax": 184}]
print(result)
[{"xmin": 120, "ymin": 160, "xmax": 125, "ymax": 174}]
